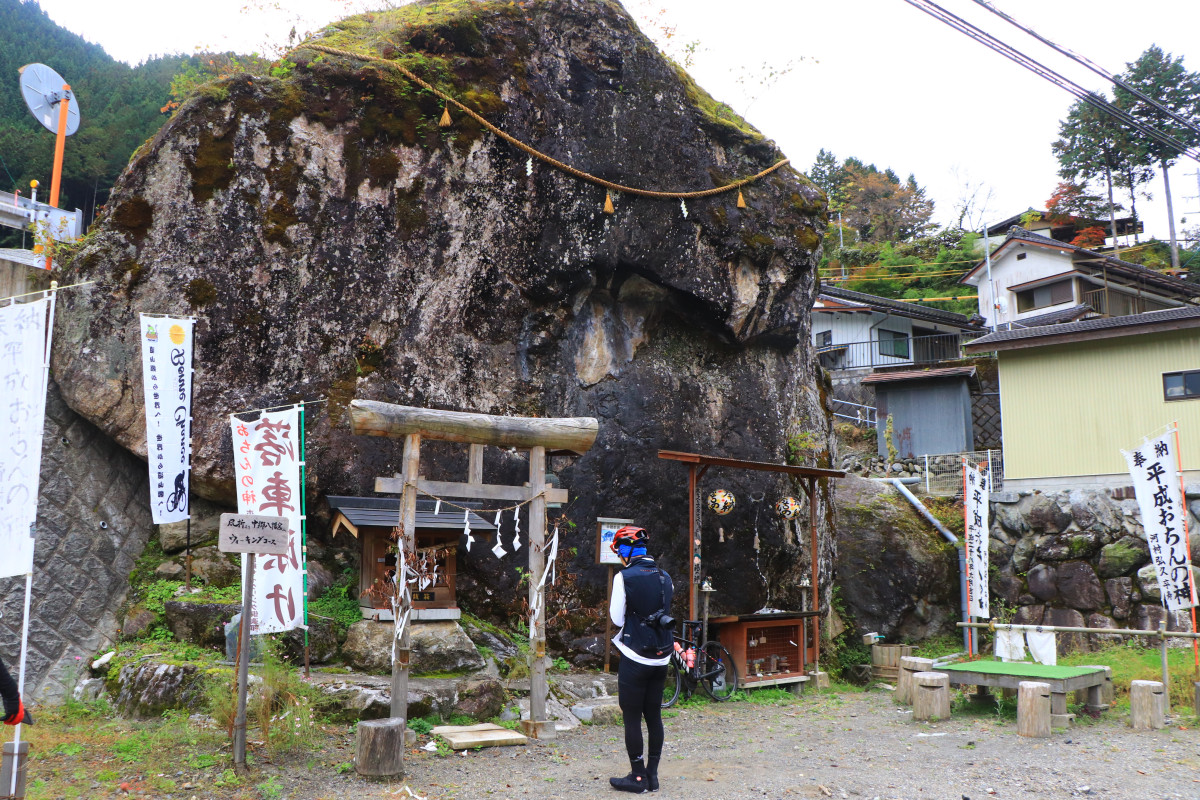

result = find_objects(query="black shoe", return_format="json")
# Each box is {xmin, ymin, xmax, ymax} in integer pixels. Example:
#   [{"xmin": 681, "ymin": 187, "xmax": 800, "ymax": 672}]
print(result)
[
  {"xmin": 647, "ymin": 755, "xmax": 660, "ymax": 792},
  {"xmin": 610, "ymin": 769, "xmax": 648, "ymax": 793}
]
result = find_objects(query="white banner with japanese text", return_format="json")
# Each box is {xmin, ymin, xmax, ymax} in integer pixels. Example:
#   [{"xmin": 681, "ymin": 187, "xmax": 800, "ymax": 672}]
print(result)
[
  {"xmin": 0, "ymin": 299, "xmax": 50, "ymax": 579},
  {"xmin": 231, "ymin": 407, "xmax": 305, "ymax": 633},
  {"xmin": 139, "ymin": 314, "xmax": 194, "ymax": 524},
  {"xmin": 1123, "ymin": 432, "xmax": 1196, "ymax": 611},
  {"xmin": 964, "ymin": 460, "xmax": 990, "ymax": 618}
]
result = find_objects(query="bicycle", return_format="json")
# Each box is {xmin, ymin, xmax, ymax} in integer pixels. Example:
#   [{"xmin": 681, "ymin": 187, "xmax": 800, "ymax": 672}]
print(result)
[{"xmin": 661, "ymin": 620, "xmax": 739, "ymax": 707}]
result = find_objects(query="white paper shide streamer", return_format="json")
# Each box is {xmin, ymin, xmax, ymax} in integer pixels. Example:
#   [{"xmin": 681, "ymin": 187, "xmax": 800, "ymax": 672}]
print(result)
[
  {"xmin": 964, "ymin": 460, "xmax": 990, "ymax": 618},
  {"xmin": 231, "ymin": 407, "xmax": 305, "ymax": 633},
  {"xmin": 1123, "ymin": 432, "xmax": 1197, "ymax": 611},
  {"xmin": 0, "ymin": 298, "xmax": 50, "ymax": 579},
  {"xmin": 529, "ymin": 526, "xmax": 560, "ymax": 628},
  {"xmin": 139, "ymin": 314, "xmax": 193, "ymax": 525}
]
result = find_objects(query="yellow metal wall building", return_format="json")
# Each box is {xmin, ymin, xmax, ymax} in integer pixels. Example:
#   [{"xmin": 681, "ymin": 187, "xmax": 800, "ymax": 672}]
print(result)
[{"xmin": 999, "ymin": 328, "xmax": 1200, "ymax": 485}]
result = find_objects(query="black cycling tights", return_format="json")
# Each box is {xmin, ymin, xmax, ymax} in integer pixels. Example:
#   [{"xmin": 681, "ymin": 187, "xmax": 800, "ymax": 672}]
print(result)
[{"xmin": 617, "ymin": 658, "xmax": 667, "ymax": 762}]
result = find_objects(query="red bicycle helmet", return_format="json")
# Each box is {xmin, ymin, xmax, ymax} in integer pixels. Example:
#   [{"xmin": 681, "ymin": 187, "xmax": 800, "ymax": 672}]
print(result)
[{"xmin": 610, "ymin": 525, "xmax": 649, "ymax": 555}]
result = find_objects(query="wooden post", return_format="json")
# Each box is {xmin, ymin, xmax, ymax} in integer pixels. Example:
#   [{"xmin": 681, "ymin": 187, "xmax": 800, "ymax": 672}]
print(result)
[
  {"xmin": 523, "ymin": 446, "xmax": 553, "ymax": 739},
  {"xmin": 233, "ymin": 553, "xmax": 255, "ymax": 771},
  {"xmin": 391, "ymin": 434, "xmax": 420, "ymax": 719},
  {"xmin": 808, "ymin": 477, "xmax": 820, "ymax": 667},
  {"xmin": 468, "ymin": 443, "xmax": 484, "ymax": 485},
  {"xmin": 1130, "ymin": 680, "xmax": 1165, "ymax": 730},
  {"xmin": 1017, "ymin": 681, "xmax": 1051, "ymax": 738},
  {"xmin": 912, "ymin": 672, "xmax": 951, "ymax": 721},
  {"xmin": 355, "ymin": 718, "xmax": 406, "ymax": 778},
  {"xmin": 604, "ymin": 566, "xmax": 614, "ymax": 673},
  {"xmin": 688, "ymin": 464, "xmax": 698, "ymax": 622}
]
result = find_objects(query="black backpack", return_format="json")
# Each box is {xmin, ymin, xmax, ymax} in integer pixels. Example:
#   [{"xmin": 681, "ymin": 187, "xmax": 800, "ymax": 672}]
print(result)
[{"xmin": 620, "ymin": 563, "xmax": 674, "ymax": 659}]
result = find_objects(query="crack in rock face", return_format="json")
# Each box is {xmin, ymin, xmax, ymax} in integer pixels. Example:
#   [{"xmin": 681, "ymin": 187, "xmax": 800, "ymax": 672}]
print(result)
[{"xmin": 50, "ymin": 0, "xmax": 832, "ymax": 616}]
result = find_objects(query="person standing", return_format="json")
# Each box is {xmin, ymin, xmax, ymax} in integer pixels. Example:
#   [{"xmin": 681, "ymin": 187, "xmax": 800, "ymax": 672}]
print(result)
[
  {"xmin": 608, "ymin": 526, "xmax": 673, "ymax": 793},
  {"xmin": 0, "ymin": 654, "xmax": 32, "ymax": 727}
]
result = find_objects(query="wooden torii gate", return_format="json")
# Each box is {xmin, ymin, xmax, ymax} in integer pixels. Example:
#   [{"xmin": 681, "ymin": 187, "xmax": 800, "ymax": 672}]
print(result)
[{"xmin": 349, "ymin": 400, "xmax": 599, "ymax": 741}]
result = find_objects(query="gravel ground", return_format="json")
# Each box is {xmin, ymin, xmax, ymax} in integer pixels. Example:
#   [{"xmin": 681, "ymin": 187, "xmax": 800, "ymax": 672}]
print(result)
[{"xmin": 295, "ymin": 688, "xmax": 1200, "ymax": 800}]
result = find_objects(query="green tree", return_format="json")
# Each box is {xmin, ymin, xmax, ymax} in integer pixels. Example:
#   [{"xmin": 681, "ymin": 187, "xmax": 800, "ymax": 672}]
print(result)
[
  {"xmin": 1114, "ymin": 46, "xmax": 1200, "ymax": 270},
  {"xmin": 1051, "ymin": 94, "xmax": 1150, "ymax": 253}
]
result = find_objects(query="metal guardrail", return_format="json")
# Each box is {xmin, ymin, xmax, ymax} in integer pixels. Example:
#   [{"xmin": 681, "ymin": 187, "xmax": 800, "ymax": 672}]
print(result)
[
  {"xmin": 817, "ymin": 332, "xmax": 970, "ymax": 370},
  {"xmin": 0, "ymin": 188, "xmax": 82, "ymax": 242},
  {"xmin": 830, "ymin": 398, "xmax": 877, "ymax": 428}
]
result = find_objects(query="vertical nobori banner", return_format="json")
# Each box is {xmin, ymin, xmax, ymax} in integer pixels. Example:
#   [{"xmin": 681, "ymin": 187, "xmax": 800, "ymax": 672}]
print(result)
[
  {"xmin": 1122, "ymin": 432, "xmax": 1197, "ymax": 612},
  {"xmin": 964, "ymin": 460, "xmax": 990, "ymax": 618},
  {"xmin": 0, "ymin": 298, "xmax": 51, "ymax": 579},
  {"xmin": 230, "ymin": 406, "xmax": 306, "ymax": 634},
  {"xmin": 139, "ymin": 314, "xmax": 194, "ymax": 524}
]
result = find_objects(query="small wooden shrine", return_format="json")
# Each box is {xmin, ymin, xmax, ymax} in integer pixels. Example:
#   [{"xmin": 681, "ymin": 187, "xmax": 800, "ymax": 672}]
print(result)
[{"xmin": 328, "ymin": 495, "xmax": 496, "ymax": 621}]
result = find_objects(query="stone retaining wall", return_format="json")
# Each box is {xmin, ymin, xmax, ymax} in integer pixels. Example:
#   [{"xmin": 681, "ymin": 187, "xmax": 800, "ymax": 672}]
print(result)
[{"xmin": 988, "ymin": 486, "xmax": 1200, "ymax": 649}]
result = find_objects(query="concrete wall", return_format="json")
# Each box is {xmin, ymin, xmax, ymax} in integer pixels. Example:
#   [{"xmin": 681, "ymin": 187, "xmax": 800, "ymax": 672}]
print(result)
[{"xmin": 0, "ymin": 380, "xmax": 153, "ymax": 701}]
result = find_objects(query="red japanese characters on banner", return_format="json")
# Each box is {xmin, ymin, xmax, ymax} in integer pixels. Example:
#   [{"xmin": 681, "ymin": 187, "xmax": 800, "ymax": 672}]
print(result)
[{"xmin": 230, "ymin": 407, "xmax": 305, "ymax": 634}]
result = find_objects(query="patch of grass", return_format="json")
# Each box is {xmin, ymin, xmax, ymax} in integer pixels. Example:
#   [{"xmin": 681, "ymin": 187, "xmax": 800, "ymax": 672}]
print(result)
[
  {"xmin": 741, "ymin": 687, "xmax": 797, "ymax": 705},
  {"xmin": 308, "ymin": 568, "xmax": 362, "ymax": 636},
  {"xmin": 1060, "ymin": 641, "xmax": 1200, "ymax": 713},
  {"xmin": 912, "ymin": 635, "xmax": 965, "ymax": 660}
]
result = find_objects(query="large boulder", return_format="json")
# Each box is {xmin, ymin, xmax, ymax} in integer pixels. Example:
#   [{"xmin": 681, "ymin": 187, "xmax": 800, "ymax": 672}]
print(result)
[
  {"xmin": 832, "ymin": 476, "xmax": 959, "ymax": 640},
  {"xmin": 453, "ymin": 678, "xmax": 507, "ymax": 720},
  {"xmin": 158, "ymin": 497, "xmax": 229, "ymax": 554},
  {"xmin": 114, "ymin": 662, "xmax": 205, "ymax": 718},
  {"xmin": 163, "ymin": 600, "xmax": 240, "ymax": 649},
  {"xmin": 342, "ymin": 620, "xmax": 485, "ymax": 674},
  {"xmin": 1026, "ymin": 564, "xmax": 1057, "ymax": 602},
  {"xmin": 281, "ymin": 616, "xmax": 339, "ymax": 664},
  {"xmin": 49, "ymin": 0, "xmax": 833, "ymax": 621},
  {"xmin": 189, "ymin": 546, "xmax": 240, "ymax": 588}
]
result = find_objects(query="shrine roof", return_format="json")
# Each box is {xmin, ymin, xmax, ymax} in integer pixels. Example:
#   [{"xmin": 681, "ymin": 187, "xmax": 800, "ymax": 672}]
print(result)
[{"xmin": 327, "ymin": 496, "xmax": 497, "ymax": 530}]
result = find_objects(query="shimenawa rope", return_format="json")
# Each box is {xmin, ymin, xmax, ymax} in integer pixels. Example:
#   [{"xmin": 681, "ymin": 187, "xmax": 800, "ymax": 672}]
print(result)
[{"xmin": 295, "ymin": 43, "xmax": 789, "ymax": 201}]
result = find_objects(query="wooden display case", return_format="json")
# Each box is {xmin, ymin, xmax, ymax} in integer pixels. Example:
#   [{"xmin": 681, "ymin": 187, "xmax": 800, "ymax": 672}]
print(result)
[{"xmin": 712, "ymin": 612, "xmax": 819, "ymax": 688}]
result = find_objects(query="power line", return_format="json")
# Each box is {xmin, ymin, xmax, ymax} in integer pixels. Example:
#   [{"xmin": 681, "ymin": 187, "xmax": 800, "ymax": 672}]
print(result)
[
  {"xmin": 972, "ymin": 0, "xmax": 1200, "ymax": 141},
  {"xmin": 901, "ymin": 0, "xmax": 1200, "ymax": 164}
]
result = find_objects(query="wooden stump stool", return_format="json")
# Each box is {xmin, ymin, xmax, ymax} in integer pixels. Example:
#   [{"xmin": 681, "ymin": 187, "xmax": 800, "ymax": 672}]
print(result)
[
  {"xmin": 1074, "ymin": 665, "xmax": 1113, "ymax": 710},
  {"xmin": 912, "ymin": 672, "xmax": 951, "ymax": 721},
  {"xmin": 896, "ymin": 657, "xmax": 933, "ymax": 705},
  {"xmin": 356, "ymin": 717, "xmax": 406, "ymax": 778},
  {"xmin": 1017, "ymin": 681, "xmax": 1051, "ymax": 738},
  {"xmin": 1130, "ymin": 680, "xmax": 1165, "ymax": 731}
]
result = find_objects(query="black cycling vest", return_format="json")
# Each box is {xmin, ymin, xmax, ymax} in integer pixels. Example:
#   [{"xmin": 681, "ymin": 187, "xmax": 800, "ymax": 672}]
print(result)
[{"xmin": 621, "ymin": 557, "xmax": 674, "ymax": 623}]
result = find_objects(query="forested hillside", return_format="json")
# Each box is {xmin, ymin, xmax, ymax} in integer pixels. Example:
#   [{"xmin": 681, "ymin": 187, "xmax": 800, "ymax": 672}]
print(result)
[{"xmin": 0, "ymin": 0, "xmax": 184, "ymax": 245}]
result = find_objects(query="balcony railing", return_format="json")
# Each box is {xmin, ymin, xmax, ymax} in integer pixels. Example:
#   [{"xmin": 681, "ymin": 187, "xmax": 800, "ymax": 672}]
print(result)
[
  {"xmin": 816, "ymin": 332, "xmax": 970, "ymax": 371},
  {"xmin": 1082, "ymin": 288, "xmax": 1149, "ymax": 318}
]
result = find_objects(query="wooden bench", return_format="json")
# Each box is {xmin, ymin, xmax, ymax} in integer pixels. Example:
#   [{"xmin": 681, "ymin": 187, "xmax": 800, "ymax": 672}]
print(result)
[{"xmin": 936, "ymin": 661, "xmax": 1108, "ymax": 728}]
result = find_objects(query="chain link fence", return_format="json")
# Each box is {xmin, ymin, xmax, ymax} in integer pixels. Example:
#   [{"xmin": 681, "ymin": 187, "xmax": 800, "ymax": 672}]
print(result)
[{"xmin": 919, "ymin": 449, "xmax": 1003, "ymax": 496}]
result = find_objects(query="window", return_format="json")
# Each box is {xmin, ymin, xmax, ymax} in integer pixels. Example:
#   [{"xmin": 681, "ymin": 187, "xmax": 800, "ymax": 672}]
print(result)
[
  {"xmin": 1164, "ymin": 370, "xmax": 1200, "ymax": 401},
  {"xmin": 1015, "ymin": 279, "xmax": 1072, "ymax": 313},
  {"xmin": 877, "ymin": 329, "xmax": 909, "ymax": 359},
  {"xmin": 816, "ymin": 330, "xmax": 832, "ymax": 348},
  {"xmin": 1016, "ymin": 252, "xmax": 1027, "ymax": 261}
]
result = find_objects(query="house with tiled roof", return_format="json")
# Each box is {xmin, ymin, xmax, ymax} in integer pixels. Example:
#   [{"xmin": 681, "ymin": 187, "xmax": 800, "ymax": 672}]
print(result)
[
  {"xmin": 812, "ymin": 285, "xmax": 983, "ymax": 371},
  {"xmin": 964, "ymin": 307, "xmax": 1200, "ymax": 489},
  {"xmin": 960, "ymin": 227, "xmax": 1200, "ymax": 330}
]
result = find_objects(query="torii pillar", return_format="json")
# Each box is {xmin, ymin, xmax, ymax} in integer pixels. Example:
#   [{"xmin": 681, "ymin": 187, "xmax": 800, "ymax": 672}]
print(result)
[{"xmin": 350, "ymin": 400, "xmax": 598, "ymax": 741}]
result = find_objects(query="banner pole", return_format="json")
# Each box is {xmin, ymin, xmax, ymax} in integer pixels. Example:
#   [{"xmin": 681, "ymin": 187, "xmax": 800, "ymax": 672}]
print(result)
[
  {"xmin": 300, "ymin": 404, "xmax": 309, "ymax": 679},
  {"xmin": 10, "ymin": 285, "xmax": 56, "ymax": 796},
  {"xmin": 962, "ymin": 457, "xmax": 973, "ymax": 656},
  {"xmin": 1172, "ymin": 425, "xmax": 1199, "ymax": 675}
]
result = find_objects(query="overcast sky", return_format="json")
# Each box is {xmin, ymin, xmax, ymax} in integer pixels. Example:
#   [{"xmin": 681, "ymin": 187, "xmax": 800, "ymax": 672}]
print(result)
[{"xmin": 31, "ymin": 0, "xmax": 1200, "ymax": 243}]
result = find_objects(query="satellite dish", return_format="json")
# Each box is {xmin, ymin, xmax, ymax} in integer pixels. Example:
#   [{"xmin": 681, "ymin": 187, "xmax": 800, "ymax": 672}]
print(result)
[{"xmin": 19, "ymin": 63, "xmax": 80, "ymax": 136}]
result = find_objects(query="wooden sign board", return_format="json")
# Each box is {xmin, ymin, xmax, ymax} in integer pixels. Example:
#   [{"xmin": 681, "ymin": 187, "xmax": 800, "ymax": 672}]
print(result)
[
  {"xmin": 596, "ymin": 517, "xmax": 635, "ymax": 566},
  {"xmin": 218, "ymin": 513, "xmax": 289, "ymax": 555},
  {"xmin": 412, "ymin": 591, "xmax": 435, "ymax": 602}
]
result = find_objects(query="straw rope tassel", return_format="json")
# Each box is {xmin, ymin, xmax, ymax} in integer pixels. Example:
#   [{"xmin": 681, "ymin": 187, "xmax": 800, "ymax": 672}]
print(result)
[
  {"xmin": 603, "ymin": 191, "xmax": 614, "ymax": 214},
  {"xmin": 737, "ymin": 189, "xmax": 746, "ymax": 208},
  {"xmin": 439, "ymin": 106, "xmax": 452, "ymax": 127}
]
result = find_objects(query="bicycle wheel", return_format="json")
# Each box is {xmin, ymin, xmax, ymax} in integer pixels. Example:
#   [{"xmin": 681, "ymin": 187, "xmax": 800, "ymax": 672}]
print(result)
[
  {"xmin": 698, "ymin": 642, "xmax": 739, "ymax": 701},
  {"xmin": 661, "ymin": 655, "xmax": 683, "ymax": 708}
]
